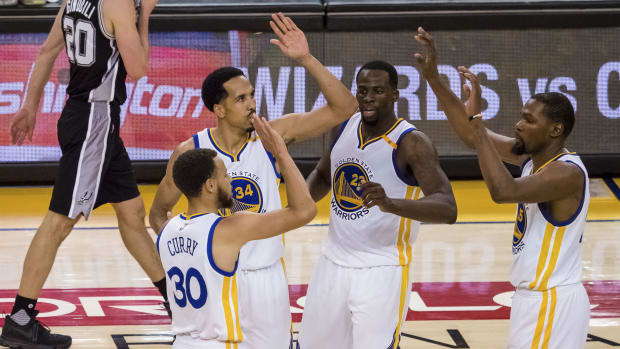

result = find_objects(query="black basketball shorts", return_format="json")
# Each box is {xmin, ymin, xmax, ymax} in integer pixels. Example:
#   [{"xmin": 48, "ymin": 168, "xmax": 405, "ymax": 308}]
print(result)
[{"xmin": 49, "ymin": 99, "xmax": 140, "ymax": 219}]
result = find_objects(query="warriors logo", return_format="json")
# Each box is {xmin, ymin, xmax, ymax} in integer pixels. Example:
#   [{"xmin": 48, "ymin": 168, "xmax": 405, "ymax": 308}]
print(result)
[
  {"xmin": 219, "ymin": 177, "xmax": 262, "ymax": 216},
  {"xmin": 332, "ymin": 163, "xmax": 369, "ymax": 212},
  {"xmin": 512, "ymin": 203, "xmax": 527, "ymax": 254}
]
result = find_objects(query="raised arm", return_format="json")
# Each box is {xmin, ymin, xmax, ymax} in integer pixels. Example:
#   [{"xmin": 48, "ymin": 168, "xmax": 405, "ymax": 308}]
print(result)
[
  {"xmin": 148, "ymin": 139, "xmax": 193, "ymax": 234},
  {"xmin": 361, "ymin": 131, "xmax": 457, "ymax": 224},
  {"xmin": 469, "ymin": 118, "xmax": 584, "ymax": 204},
  {"xmin": 267, "ymin": 13, "xmax": 358, "ymax": 144},
  {"xmin": 10, "ymin": 1, "xmax": 66, "ymax": 145},
  {"xmin": 414, "ymin": 27, "xmax": 527, "ymax": 166},
  {"xmin": 216, "ymin": 115, "xmax": 317, "ymax": 246},
  {"xmin": 104, "ymin": 0, "xmax": 157, "ymax": 79}
]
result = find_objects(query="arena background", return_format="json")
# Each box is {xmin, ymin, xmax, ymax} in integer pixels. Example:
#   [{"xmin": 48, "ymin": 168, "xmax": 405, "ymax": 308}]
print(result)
[{"xmin": 1, "ymin": 0, "xmax": 620, "ymax": 184}]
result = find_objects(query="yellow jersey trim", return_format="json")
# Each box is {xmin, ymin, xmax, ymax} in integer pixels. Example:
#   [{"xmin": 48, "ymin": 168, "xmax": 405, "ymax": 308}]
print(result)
[
  {"xmin": 357, "ymin": 118, "xmax": 404, "ymax": 150},
  {"xmin": 393, "ymin": 264, "xmax": 410, "ymax": 348},
  {"xmin": 208, "ymin": 128, "xmax": 249, "ymax": 162},
  {"xmin": 532, "ymin": 151, "xmax": 576, "ymax": 175}
]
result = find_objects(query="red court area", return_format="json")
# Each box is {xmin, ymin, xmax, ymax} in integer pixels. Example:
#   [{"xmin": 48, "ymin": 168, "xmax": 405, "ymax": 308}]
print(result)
[{"xmin": 1, "ymin": 281, "xmax": 618, "ymax": 326}]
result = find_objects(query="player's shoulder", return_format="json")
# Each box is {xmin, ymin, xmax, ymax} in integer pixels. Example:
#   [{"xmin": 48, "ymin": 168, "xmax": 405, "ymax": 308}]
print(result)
[
  {"xmin": 104, "ymin": 0, "xmax": 134, "ymax": 10},
  {"xmin": 175, "ymin": 138, "xmax": 195, "ymax": 153},
  {"xmin": 395, "ymin": 129, "xmax": 440, "ymax": 166},
  {"xmin": 535, "ymin": 159, "xmax": 585, "ymax": 196},
  {"xmin": 543, "ymin": 158, "xmax": 585, "ymax": 178},
  {"xmin": 102, "ymin": 0, "xmax": 136, "ymax": 24},
  {"xmin": 399, "ymin": 129, "xmax": 433, "ymax": 151},
  {"xmin": 214, "ymin": 212, "xmax": 255, "ymax": 240}
]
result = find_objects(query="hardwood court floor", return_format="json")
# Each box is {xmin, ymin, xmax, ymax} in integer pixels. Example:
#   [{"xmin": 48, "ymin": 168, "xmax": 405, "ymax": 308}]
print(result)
[{"xmin": 1, "ymin": 179, "xmax": 619, "ymax": 348}]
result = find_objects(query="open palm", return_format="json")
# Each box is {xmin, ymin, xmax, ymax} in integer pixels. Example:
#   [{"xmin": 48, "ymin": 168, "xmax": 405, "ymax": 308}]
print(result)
[
  {"xmin": 413, "ymin": 27, "xmax": 439, "ymax": 80},
  {"xmin": 269, "ymin": 13, "xmax": 310, "ymax": 61}
]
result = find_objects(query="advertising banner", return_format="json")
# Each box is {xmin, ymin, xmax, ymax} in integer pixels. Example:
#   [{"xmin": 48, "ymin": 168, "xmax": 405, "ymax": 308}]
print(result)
[{"xmin": 1, "ymin": 28, "xmax": 619, "ymax": 162}]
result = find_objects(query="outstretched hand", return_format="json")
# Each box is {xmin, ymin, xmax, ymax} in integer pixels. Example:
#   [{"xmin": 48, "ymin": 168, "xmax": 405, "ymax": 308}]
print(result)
[
  {"xmin": 459, "ymin": 66, "xmax": 482, "ymax": 117},
  {"xmin": 251, "ymin": 114, "xmax": 288, "ymax": 158},
  {"xmin": 269, "ymin": 13, "xmax": 310, "ymax": 62},
  {"xmin": 413, "ymin": 27, "xmax": 440, "ymax": 80}
]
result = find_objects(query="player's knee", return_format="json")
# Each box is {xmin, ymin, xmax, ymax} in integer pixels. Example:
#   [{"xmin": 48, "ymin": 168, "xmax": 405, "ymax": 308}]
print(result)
[
  {"xmin": 45, "ymin": 212, "xmax": 78, "ymax": 244},
  {"xmin": 119, "ymin": 203, "xmax": 146, "ymax": 228}
]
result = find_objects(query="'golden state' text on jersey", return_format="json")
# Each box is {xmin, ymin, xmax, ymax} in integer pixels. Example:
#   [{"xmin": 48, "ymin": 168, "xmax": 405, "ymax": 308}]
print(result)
[
  {"xmin": 325, "ymin": 113, "xmax": 423, "ymax": 267},
  {"xmin": 157, "ymin": 213, "xmax": 243, "ymax": 346},
  {"xmin": 193, "ymin": 129, "xmax": 283, "ymax": 271},
  {"xmin": 511, "ymin": 152, "xmax": 590, "ymax": 290}
]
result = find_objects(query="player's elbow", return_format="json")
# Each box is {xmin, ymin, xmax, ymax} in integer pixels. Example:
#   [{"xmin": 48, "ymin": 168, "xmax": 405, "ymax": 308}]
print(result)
[
  {"xmin": 127, "ymin": 68, "xmax": 147, "ymax": 81},
  {"xmin": 343, "ymin": 96, "xmax": 359, "ymax": 118},
  {"xmin": 330, "ymin": 96, "xmax": 359, "ymax": 121},
  {"xmin": 147, "ymin": 213, "xmax": 159, "ymax": 234},
  {"xmin": 444, "ymin": 203, "xmax": 457, "ymax": 224},
  {"xmin": 126, "ymin": 61, "xmax": 148, "ymax": 80},
  {"xmin": 298, "ymin": 204, "xmax": 317, "ymax": 226},
  {"xmin": 38, "ymin": 40, "xmax": 63, "ymax": 61},
  {"xmin": 38, "ymin": 42, "xmax": 55, "ymax": 57},
  {"xmin": 148, "ymin": 206, "xmax": 164, "ymax": 233},
  {"xmin": 489, "ymin": 188, "xmax": 511, "ymax": 204}
]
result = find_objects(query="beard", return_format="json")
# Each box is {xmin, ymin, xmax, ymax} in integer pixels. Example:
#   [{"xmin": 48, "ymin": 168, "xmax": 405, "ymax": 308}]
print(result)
[
  {"xmin": 511, "ymin": 138, "xmax": 527, "ymax": 155},
  {"xmin": 218, "ymin": 186, "xmax": 234, "ymax": 209}
]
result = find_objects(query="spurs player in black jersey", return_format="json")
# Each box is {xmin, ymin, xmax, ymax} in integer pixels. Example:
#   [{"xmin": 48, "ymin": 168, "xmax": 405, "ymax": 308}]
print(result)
[{"xmin": 1, "ymin": 1, "xmax": 167, "ymax": 348}]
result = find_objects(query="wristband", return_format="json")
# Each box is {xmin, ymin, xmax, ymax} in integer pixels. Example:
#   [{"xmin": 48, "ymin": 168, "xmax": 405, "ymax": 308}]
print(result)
[{"xmin": 468, "ymin": 113, "xmax": 482, "ymax": 121}]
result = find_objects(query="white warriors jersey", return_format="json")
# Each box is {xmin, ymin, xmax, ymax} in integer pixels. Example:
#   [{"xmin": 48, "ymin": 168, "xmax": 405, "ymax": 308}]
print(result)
[
  {"xmin": 324, "ymin": 113, "xmax": 423, "ymax": 267},
  {"xmin": 157, "ymin": 213, "xmax": 243, "ymax": 345},
  {"xmin": 193, "ymin": 128, "xmax": 283, "ymax": 270},
  {"xmin": 511, "ymin": 152, "xmax": 589, "ymax": 290}
]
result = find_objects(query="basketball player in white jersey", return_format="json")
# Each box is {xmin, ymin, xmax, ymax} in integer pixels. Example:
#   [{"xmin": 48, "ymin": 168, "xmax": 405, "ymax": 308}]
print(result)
[
  {"xmin": 415, "ymin": 28, "xmax": 590, "ymax": 348},
  {"xmin": 149, "ymin": 13, "xmax": 357, "ymax": 348},
  {"xmin": 2, "ymin": 1, "xmax": 169, "ymax": 348},
  {"xmin": 298, "ymin": 60, "xmax": 457, "ymax": 349},
  {"xmin": 158, "ymin": 115, "xmax": 315, "ymax": 349}
]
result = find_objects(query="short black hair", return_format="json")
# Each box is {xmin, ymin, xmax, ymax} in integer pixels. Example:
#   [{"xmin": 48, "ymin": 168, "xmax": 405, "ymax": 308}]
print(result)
[
  {"xmin": 531, "ymin": 92, "xmax": 575, "ymax": 138},
  {"xmin": 173, "ymin": 149, "xmax": 218, "ymax": 198},
  {"xmin": 356, "ymin": 60, "xmax": 398, "ymax": 90},
  {"xmin": 202, "ymin": 67, "xmax": 246, "ymax": 112}
]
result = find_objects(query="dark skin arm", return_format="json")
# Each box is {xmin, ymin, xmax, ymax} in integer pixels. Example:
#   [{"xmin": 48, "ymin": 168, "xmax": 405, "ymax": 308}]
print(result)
[
  {"xmin": 306, "ymin": 125, "xmax": 338, "ymax": 202},
  {"xmin": 469, "ymin": 118, "xmax": 584, "ymax": 206},
  {"xmin": 414, "ymin": 27, "xmax": 528, "ymax": 167},
  {"xmin": 361, "ymin": 131, "xmax": 457, "ymax": 224}
]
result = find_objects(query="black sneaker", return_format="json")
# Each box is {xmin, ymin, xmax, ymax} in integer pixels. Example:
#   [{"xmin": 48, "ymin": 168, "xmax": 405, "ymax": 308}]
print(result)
[{"xmin": 0, "ymin": 311, "xmax": 71, "ymax": 349}]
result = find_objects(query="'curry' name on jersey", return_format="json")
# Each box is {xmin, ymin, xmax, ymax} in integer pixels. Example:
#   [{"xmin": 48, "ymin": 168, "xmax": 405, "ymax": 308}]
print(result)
[{"xmin": 166, "ymin": 236, "xmax": 199, "ymax": 257}]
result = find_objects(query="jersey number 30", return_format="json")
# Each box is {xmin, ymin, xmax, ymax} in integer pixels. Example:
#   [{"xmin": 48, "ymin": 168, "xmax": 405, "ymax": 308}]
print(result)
[
  {"xmin": 63, "ymin": 17, "xmax": 95, "ymax": 66},
  {"xmin": 167, "ymin": 267, "xmax": 208, "ymax": 309}
]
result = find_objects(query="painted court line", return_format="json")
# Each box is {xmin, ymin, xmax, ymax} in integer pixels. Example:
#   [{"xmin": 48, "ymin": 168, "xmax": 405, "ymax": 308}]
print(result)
[{"xmin": 602, "ymin": 177, "xmax": 620, "ymax": 202}]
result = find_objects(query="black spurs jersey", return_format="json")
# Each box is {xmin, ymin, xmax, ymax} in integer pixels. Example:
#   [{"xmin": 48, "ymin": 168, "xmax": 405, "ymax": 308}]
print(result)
[{"xmin": 61, "ymin": 0, "xmax": 133, "ymax": 104}]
